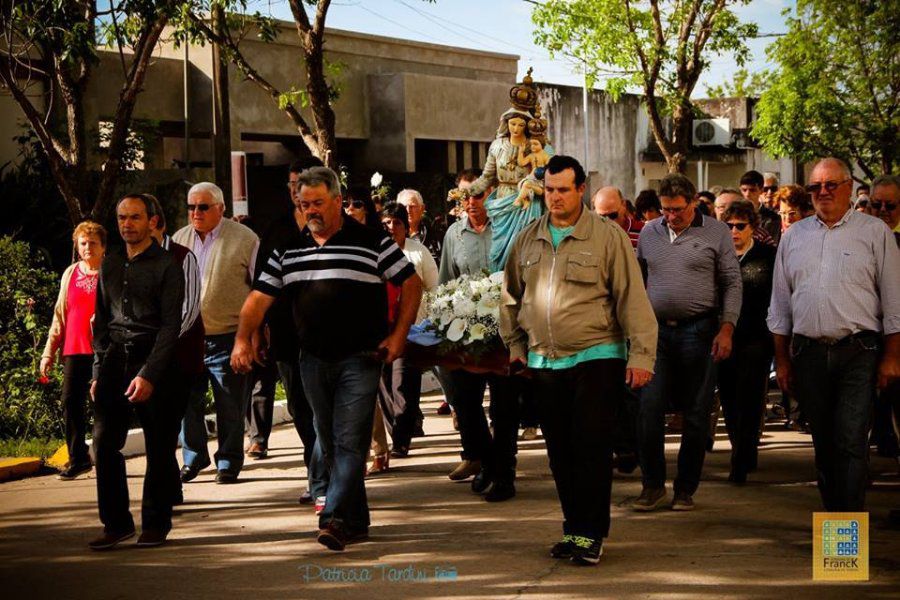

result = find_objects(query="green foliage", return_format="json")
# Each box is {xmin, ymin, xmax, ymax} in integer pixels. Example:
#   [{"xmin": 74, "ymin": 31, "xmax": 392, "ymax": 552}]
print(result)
[
  {"xmin": 532, "ymin": 0, "xmax": 756, "ymax": 103},
  {"xmin": 0, "ymin": 237, "xmax": 66, "ymax": 440},
  {"xmin": 752, "ymin": 0, "xmax": 899, "ymax": 178},
  {"xmin": 704, "ymin": 68, "xmax": 771, "ymax": 99},
  {"xmin": 0, "ymin": 437, "xmax": 64, "ymax": 459}
]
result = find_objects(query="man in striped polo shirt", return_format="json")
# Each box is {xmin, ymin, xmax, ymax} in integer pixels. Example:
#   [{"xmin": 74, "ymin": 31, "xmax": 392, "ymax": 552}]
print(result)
[
  {"xmin": 635, "ymin": 173, "xmax": 743, "ymax": 512},
  {"xmin": 230, "ymin": 166, "xmax": 422, "ymax": 552}
]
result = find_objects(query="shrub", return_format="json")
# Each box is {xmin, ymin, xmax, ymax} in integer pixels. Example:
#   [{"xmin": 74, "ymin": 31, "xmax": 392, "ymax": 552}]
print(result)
[{"xmin": 0, "ymin": 236, "xmax": 66, "ymax": 440}]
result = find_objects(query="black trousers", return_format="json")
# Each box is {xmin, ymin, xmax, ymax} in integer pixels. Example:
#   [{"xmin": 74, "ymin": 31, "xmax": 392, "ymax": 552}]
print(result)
[
  {"xmin": 61, "ymin": 355, "xmax": 93, "ymax": 465},
  {"xmin": 448, "ymin": 369, "xmax": 520, "ymax": 483},
  {"xmin": 718, "ymin": 337, "xmax": 773, "ymax": 476},
  {"xmin": 377, "ymin": 358, "xmax": 422, "ymax": 449},
  {"xmin": 519, "ymin": 385, "xmax": 540, "ymax": 428},
  {"xmin": 92, "ymin": 346, "xmax": 182, "ymax": 533},
  {"xmin": 533, "ymin": 359, "xmax": 624, "ymax": 540},
  {"xmin": 246, "ymin": 359, "xmax": 279, "ymax": 446}
]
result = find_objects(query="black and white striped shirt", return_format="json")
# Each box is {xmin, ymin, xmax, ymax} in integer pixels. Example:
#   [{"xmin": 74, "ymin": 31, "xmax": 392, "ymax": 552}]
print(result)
[
  {"xmin": 162, "ymin": 235, "xmax": 201, "ymax": 337},
  {"xmin": 254, "ymin": 216, "xmax": 415, "ymax": 360},
  {"xmin": 637, "ymin": 211, "xmax": 743, "ymax": 325}
]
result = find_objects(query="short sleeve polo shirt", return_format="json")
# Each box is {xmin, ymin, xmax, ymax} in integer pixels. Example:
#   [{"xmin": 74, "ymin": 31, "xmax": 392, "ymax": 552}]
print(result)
[{"xmin": 254, "ymin": 216, "xmax": 416, "ymax": 360}]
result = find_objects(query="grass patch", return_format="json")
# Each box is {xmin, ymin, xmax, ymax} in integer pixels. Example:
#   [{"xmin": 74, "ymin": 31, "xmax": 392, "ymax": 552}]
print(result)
[{"xmin": 0, "ymin": 438, "xmax": 63, "ymax": 459}]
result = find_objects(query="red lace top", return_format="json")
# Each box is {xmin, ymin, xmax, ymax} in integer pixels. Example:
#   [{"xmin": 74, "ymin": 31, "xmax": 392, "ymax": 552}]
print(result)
[{"xmin": 62, "ymin": 265, "xmax": 98, "ymax": 356}]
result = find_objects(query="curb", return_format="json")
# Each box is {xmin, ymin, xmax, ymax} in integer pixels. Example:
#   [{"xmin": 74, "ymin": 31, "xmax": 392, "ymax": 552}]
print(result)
[{"xmin": 0, "ymin": 457, "xmax": 42, "ymax": 482}]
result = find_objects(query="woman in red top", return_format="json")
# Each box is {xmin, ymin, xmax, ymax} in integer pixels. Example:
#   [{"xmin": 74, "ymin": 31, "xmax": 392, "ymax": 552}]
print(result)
[{"xmin": 41, "ymin": 221, "xmax": 107, "ymax": 480}]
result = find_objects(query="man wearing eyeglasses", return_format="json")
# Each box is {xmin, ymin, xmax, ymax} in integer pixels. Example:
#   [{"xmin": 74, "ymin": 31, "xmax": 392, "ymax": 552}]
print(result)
[
  {"xmin": 592, "ymin": 186, "xmax": 644, "ymax": 249},
  {"xmin": 762, "ymin": 172, "xmax": 780, "ymax": 210},
  {"xmin": 634, "ymin": 173, "xmax": 743, "ymax": 512},
  {"xmin": 768, "ymin": 158, "xmax": 900, "ymax": 511},
  {"xmin": 870, "ymin": 175, "xmax": 900, "ymax": 242},
  {"xmin": 173, "ymin": 182, "xmax": 259, "ymax": 485}
]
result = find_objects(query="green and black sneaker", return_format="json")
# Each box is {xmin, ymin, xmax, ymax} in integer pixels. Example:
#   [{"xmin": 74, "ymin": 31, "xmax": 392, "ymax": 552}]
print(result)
[
  {"xmin": 549, "ymin": 534, "xmax": 576, "ymax": 559},
  {"xmin": 570, "ymin": 535, "xmax": 603, "ymax": 565}
]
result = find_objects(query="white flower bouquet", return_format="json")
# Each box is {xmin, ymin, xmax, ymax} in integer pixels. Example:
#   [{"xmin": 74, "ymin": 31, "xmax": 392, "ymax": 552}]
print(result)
[{"xmin": 420, "ymin": 271, "xmax": 506, "ymax": 358}]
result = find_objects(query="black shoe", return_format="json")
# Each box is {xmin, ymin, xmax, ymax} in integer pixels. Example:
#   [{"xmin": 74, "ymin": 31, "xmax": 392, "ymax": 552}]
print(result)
[
  {"xmin": 412, "ymin": 424, "xmax": 425, "ymax": 438},
  {"xmin": 88, "ymin": 529, "xmax": 135, "ymax": 551},
  {"xmin": 136, "ymin": 529, "xmax": 169, "ymax": 547},
  {"xmin": 728, "ymin": 470, "xmax": 747, "ymax": 484},
  {"xmin": 390, "ymin": 446, "xmax": 409, "ymax": 458},
  {"xmin": 484, "ymin": 481, "xmax": 515, "ymax": 502},
  {"xmin": 570, "ymin": 537, "xmax": 603, "ymax": 565},
  {"xmin": 180, "ymin": 465, "xmax": 201, "ymax": 483},
  {"xmin": 471, "ymin": 470, "xmax": 493, "ymax": 495},
  {"xmin": 317, "ymin": 524, "xmax": 347, "ymax": 551},
  {"xmin": 613, "ymin": 452, "xmax": 638, "ymax": 474},
  {"xmin": 550, "ymin": 535, "xmax": 576, "ymax": 559},
  {"xmin": 298, "ymin": 489, "xmax": 314, "ymax": 504},
  {"xmin": 58, "ymin": 462, "xmax": 92, "ymax": 480},
  {"xmin": 172, "ymin": 489, "xmax": 184, "ymax": 506},
  {"xmin": 215, "ymin": 470, "xmax": 238, "ymax": 484}
]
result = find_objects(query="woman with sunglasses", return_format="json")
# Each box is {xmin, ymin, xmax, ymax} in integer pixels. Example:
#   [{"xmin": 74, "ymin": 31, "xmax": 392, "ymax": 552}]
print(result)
[
  {"xmin": 344, "ymin": 187, "xmax": 380, "ymax": 229},
  {"xmin": 718, "ymin": 200, "xmax": 777, "ymax": 484}
]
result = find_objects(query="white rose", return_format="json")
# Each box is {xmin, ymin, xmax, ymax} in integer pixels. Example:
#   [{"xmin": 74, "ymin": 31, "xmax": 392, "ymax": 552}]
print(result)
[
  {"xmin": 489, "ymin": 271, "xmax": 504, "ymax": 285},
  {"xmin": 370, "ymin": 172, "xmax": 383, "ymax": 188},
  {"xmin": 447, "ymin": 318, "xmax": 467, "ymax": 342},
  {"xmin": 476, "ymin": 295, "xmax": 499, "ymax": 317},
  {"xmin": 453, "ymin": 297, "xmax": 476, "ymax": 317}
]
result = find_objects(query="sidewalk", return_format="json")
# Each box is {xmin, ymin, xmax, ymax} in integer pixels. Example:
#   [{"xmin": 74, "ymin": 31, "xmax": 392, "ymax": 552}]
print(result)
[{"xmin": 0, "ymin": 391, "xmax": 898, "ymax": 599}]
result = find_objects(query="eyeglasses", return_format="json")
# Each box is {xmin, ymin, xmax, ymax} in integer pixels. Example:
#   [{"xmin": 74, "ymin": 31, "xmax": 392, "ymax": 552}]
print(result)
[
  {"xmin": 601, "ymin": 211, "xmax": 619, "ymax": 220},
  {"xmin": 661, "ymin": 206, "xmax": 688, "ymax": 215},
  {"xmin": 869, "ymin": 201, "xmax": 898, "ymax": 211},
  {"xmin": 778, "ymin": 210, "xmax": 800, "ymax": 219},
  {"xmin": 187, "ymin": 203, "xmax": 211, "ymax": 212},
  {"xmin": 725, "ymin": 222, "xmax": 750, "ymax": 231},
  {"xmin": 343, "ymin": 200, "xmax": 365, "ymax": 209},
  {"xmin": 805, "ymin": 180, "xmax": 850, "ymax": 195},
  {"xmin": 763, "ymin": 185, "xmax": 778, "ymax": 193}
]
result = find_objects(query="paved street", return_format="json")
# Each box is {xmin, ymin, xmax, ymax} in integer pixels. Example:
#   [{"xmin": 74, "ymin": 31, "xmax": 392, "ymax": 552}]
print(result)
[{"xmin": 1, "ymin": 391, "xmax": 898, "ymax": 599}]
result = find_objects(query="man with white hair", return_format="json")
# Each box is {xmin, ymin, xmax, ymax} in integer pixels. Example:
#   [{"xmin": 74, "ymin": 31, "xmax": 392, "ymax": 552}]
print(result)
[
  {"xmin": 397, "ymin": 188, "xmax": 442, "ymax": 259},
  {"xmin": 769, "ymin": 157, "xmax": 900, "ymax": 511},
  {"xmin": 174, "ymin": 181, "xmax": 259, "ymax": 484},
  {"xmin": 762, "ymin": 172, "xmax": 780, "ymax": 210}
]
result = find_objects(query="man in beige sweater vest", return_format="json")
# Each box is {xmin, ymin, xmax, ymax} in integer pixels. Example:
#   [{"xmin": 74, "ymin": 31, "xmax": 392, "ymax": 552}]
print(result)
[{"xmin": 173, "ymin": 182, "xmax": 259, "ymax": 484}]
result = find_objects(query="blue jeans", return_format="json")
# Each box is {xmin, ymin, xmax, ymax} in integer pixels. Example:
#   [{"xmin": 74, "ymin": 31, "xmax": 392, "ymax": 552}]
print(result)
[
  {"xmin": 791, "ymin": 333, "xmax": 880, "ymax": 511},
  {"xmin": 299, "ymin": 350, "xmax": 381, "ymax": 532},
  {"xmin": 638, "ymin": 316, "xmax": 718, "ymax": 495},
  {"xmin": 180, "ymin": 332, "xmax": 250, "ymax": 474}
]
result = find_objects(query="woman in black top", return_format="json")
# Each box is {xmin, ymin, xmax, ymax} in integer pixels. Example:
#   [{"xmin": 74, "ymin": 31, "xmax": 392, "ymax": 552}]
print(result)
[{"xmin": 718, "ymin": 200, "xmax": 777, "ymax": 483}]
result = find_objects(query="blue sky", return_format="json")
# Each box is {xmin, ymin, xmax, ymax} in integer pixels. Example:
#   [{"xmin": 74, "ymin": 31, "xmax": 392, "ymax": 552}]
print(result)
[{"xmin": 248, "ymin": 0, "xmax": 793, "ymax": 95}]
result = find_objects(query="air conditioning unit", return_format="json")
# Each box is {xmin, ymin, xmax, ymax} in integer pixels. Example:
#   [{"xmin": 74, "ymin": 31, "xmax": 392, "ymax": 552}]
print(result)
[{"xmin": 692, "ymin": 118, "xmax": 731, "ymax": 146}]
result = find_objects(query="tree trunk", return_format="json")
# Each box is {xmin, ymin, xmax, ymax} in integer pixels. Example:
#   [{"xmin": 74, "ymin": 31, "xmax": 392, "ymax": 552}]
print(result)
[
  {"xmin": 667, "ymin": 100, "xmax": 693, "ymax": 174},
  {"xmin": 212, "ymin": 5, "xmax": 233, "ymax": 209},
  {"xmin": 303, "ymin": 31, "xmax": 337, "ymax": 170}
]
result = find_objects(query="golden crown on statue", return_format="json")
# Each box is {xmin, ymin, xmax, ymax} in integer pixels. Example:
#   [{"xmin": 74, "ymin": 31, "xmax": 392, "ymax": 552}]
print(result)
[
  {"xmin": 527, "ymin": 102, "xmax": 548, "ymax": 142},
  {"xmin": 509, "ymin": 67, "xmax": 538, "ymax": 113}
]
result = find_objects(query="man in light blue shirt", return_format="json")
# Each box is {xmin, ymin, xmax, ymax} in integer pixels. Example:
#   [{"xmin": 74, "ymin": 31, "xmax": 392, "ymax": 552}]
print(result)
[{"xmin": 768, "ymin": 158, "xmax": 900, "ymax": 511}]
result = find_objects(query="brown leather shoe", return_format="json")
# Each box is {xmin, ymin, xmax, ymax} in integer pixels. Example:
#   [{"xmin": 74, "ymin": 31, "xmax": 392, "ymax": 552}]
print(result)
[
  {"xmin": 317, "ymin": 524, "xmax": 347, "ymax": 551},
  {"xmin": 88, "ymin": 529, "xmax": 135, "ymax": 551},
  {"xmin": 246, "ymin": 442, "xmax": 268, "ymax": 459},
  {"xmin": 448, "ymin": 459, "xmax": 481, "ymax": 481},
  {"xmin": 136, "ymin": 529, "xmax": 169, "ymax": 547}
]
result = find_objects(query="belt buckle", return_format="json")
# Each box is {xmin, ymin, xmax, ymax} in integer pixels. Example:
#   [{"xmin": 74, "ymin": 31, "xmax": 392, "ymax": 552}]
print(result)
[
  {"xmin": 665, "ymin": 319, "xmax": 678, "ymax": 327},
  {"xmin": 819, "ymin": 336, "xmax": 839, "ymax": 346}
]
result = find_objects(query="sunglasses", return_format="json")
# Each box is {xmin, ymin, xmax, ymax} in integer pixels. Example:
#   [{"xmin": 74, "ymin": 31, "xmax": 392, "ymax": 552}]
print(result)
[
  {"xmin": 725, "ymin": 222, "xmax": 749, "ymax": 231},
  {"xmin": 763, "ymin": 185, "xmax": 778, "ymax": 193},
  {"xmin": 343, "ymin": 200, "xmax": 365, "ymax": 209},
  {"xmin": 187, "ymin": 203, "xmax": 211, "ymax": 212},
  {"xmin": 602, "ymin": 211, "xmax": 619, "ymax": 220},
  {"xmin": 805, "ymin": 180, "xmax": 850, "ymax": 195},
  {"xmin": 870, "ymin": 201, "xmax": 898, "ymax": 211}
]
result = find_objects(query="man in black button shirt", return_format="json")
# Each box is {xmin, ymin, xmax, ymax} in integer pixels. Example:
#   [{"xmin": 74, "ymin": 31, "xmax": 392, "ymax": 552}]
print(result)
[
  {"xmin": 231, "ymin": 166, "xmax": 422, "ymax": 552},
  {"xmin": 88, "ymin": 195, "xmax": 184, "ymax": 550}
]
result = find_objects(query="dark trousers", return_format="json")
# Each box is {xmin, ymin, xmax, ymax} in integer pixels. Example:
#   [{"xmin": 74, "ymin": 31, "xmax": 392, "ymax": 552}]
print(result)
[
  {"xmin": 638, "ymin": 316, "xmax": 718, "ymax": 495},
  {"xmin": 792, "ymin": 333, "xmax": 880, "ymax": 511},
  {"xmin": 533, "ymin": 359, "xmax": 624, "ymax": 540},
  {"xmin": 519, "ymin": 385, "xmax": 540, "ymax": 429},
  {"xmin": 61, "ymin": 355, "xmax": 93, "ymax": 466},
  {"xmin": 93, "ymin": 346, "xmax": 183, "ymax": 533},
  {"xmin": 613, "ymin": 385, "xmax": 639, "ymax": 457},
  {"xmin": 718, "ymin": 337, "xmax": 773, "ymax": 476},
  {"xmin": 448, "ymin": 369, "xmax": 520, "ymax": 483},
  {"xmin": 377, "ymin": 358, "xmax": 422, "ymax": 449},
  {"xmin": 246, "ymin": 359, "xmax": 279, "ymax": 447}
]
